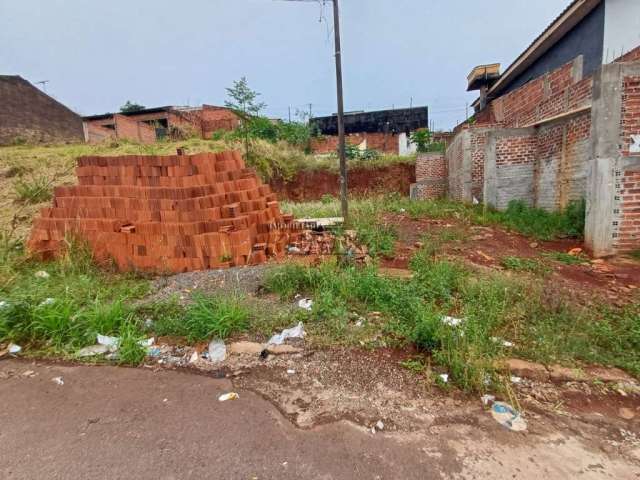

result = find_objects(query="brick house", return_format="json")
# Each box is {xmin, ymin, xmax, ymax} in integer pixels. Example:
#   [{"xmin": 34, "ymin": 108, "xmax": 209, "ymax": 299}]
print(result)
[
  {"xmin": 310, "ymin": 107, "xmax": 430, "ymax": 156},
  {"xmin": 413, "ymin": 0, "xmax": 640, "ymax": 256},
  {"xmin": 83, "ymin": 105, "xmax": 241, "ymax": 144},
  {"xmin": 0, "ymin": 75, "xmax": 84, "ymax": 145}
]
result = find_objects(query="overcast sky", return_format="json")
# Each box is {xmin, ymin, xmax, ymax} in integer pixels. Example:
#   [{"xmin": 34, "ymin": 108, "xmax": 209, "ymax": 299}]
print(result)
[{"xmin": 0, "ymin": 0, "xmax": 570, "ymax": 130}]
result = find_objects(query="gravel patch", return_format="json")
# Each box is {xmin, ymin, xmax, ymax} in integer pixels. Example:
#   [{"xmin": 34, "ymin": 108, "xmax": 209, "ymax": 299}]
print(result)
[{"xmin": 143, "ymin": 264, "xmax": 273, "ymax": 304}]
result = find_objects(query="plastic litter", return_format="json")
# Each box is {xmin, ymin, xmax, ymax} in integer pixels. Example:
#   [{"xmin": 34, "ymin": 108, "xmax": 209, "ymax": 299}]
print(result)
[
  {"xmin": 287, "ymin": 246, "xmax": 302, "ymax": 254},
  {"xmin": 439, "ymin": 373, "xmax": 449, "ymax": 383},
  {"xmin": 77, "ymin": 344, "xmax": 110, "ymax": 357},
  {"xmin": 268, "ymin": 322, "xmax": 306, "ymax": 345},
  {"xmin": 441, "ymin": 316, "xmax": 463, "ymax": 327},
  {"xmin": 52, "ymin": 376, "xmax": 64, "ymax": 386},
  {"xmin": 481, "ymin": 394, "xmax": 496, "ymax": 406},
  {"xmin": 287, "ymin": 369, "xmax": 296, "ymax": 375},
  {"xmin": 490, "ymin": 401, "xmax": 527, "ymax": 432},
  {"xmin": 375, "ymin": 420, "xmax": 384, "ymax": 431},
  {"xmin": 208, "ymin": 339, "xmax": 227, "ymax": 363},
  {"xmin": 8, "ymin": 343, "xmax": 22, "ymax": 354},
  {"xmin": 138, "ymin": 337, "xmax": 155, "ymax": 348},
  {"xmin": 0, "ymin": 300, "xmax": 8, "ymax": 309},
  {"xmin": 491, "ymin": 337, "xmax": 514, "ymax": 348},
  {"xmin": 97, "ymin": 334, "xmax": 120, "ymax": 350},
  {"xmin": 39, "ymin": 298, "xmax": 55, "ymax": 306},
  {"xmin": 189, "ymin": 351, "xmax": 200, "ymax": 364},
  {"xmin": 218, "ymin": 392, "xmax": 239, "ymax": 402},
  {"xmin": 34, "ymin": 270, "xmax": 50, "ymax": 279},
  {"xmin": 510, "ymin": 375, "xmax": 522, "ymax": 384},
  {"xmin": 297, "ymin": 298, "xmax": 313, "ymax": 311}
]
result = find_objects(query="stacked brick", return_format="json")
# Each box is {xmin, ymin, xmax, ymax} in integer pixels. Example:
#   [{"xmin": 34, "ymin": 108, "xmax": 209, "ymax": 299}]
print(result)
[{"xmin": 27, "ymin": 151, "xmax": 294, "ymax": 273}]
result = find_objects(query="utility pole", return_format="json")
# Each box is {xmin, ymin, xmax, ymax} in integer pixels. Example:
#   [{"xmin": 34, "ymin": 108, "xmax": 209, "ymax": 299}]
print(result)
[
  {"xmin": 288, "ymin": 105, "xmax": 292, "ymax": 123},
  {"xmin": 280, "ymin": 0, "xmax": 348, "ymax": 222},
  {"xmin": 332, "ymin": 0, "xmax": 348, "ymax": 222}
]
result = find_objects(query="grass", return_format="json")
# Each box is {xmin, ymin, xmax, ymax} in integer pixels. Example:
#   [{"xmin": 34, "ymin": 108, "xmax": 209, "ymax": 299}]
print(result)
[
  {"xmin": 500, "ymin": 256, "xmax": 550, "ymax": 274},
  {"xmin": 264, "ymin": 248, "xmax": 640, "ymax": 391},
  {"xmin": 182, "ymin": 294, "xmax": 251, "ymax": 341},
  {"xmin": 0, "ymin": 237, "xmax": 149, "ymax": 358},
  {"xmin": 282, "ymin": 196, "xmax": 586, "ymax": 242},
  {"xmin": 13, "ymin": 175, "xmax": 53, "ymax": 204},
  {"xmin": 543, "ymin": 251, "xmax": 588, "ymax": 265}
]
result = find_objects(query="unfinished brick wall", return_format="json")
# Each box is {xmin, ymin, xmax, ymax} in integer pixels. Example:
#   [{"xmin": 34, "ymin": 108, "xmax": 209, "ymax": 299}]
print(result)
[
  {"xmin": 446, "ymin": 55, "xmax": 596, "ymax": 212},
  {"xmin": 0, "ymin": 76, "xmax": 84, "ymax": 145},
  {"xmin": 311, "ymin": 132, "xmax": 400, "ymax": 155},
  {"xmin": 27, "ymin": 151, "xmax": 293, "ymax": 273},
  {"xmin": 489, "ymin": 131, "xmax": 538, "ymax": 209},
  {"xmin": 616, "ymin": 46, "xmax": 640, "ymax": 63},
  {"xmin": 446, "ymin": 131, "xmax": 468, "ymax": 202},
  {"xmin": 411, "ymin": 153, "xmax": 447, "ymax": 200},
  {"xmin": 200, "ymin": 106, "xmax": 241, "ymax": 137},
  {"xmin": 84, "ymin": 123, "xmax": 115, "ymax": 143},
  {"xmin": 613, "ymin": 169, "xmax": 640, "ymax": 252},
  {"xmin": 534, "ymin": 111, "xmax": 591, "ymax": 210},
  {"xmin": 114, "ymin": 115, "xmax": 156, "ymax": 144},
  {"xmin": 621, "ymin": 76, "xmax": 640, "ymax": 156}
]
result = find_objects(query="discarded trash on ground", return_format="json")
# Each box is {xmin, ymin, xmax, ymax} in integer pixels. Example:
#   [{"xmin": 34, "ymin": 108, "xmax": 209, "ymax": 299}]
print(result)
[
  {"xmin": 375, "ymin": 420, "xmax": 385, "ymax": 431},
  {"xmin": 97, "ymin": 334, "xmax": 120, "ymax": 350},
  {"xmin": 77, "ymin": 344, "xmax": 111, "ymax": 357},
  {"xmin": 0, "ymin": 300, "xmax": 9, "ymax": 309},
  {"xmin": 297, "ymin": 298, "xmax": 313, "ymax": 311},
  {"xmin": 52, "ymin": 376, "xmax": 64, "ymax": 386},
  {"xmin": 8, "ymin": 343, "xmax": 22, "ymax": 354},
  {"xmin": 286, "ymin": 369, "xmax": 296, "ymax": 375},
  {"xmin": 208, "ymin": 339, "xmax": 227, "ymax": 363},
  {"xmin": 491, "ymin": 337, "xmax": 514, "ymax": 348},
  {"xmin": 491, "ymin": 401, "xmax": 527, "ymax": 432},
  {"xmin": 39, "ymin": 298, "xmax": 55, "ymax": 306},
  {"xmin": 439, "ymin": 373, "xmax": 449, "ymax": 383},
  {"xmin": 481, "ymin": 394, "xmax": 496, "ymax": 406},
  {"xmin": 218, "ymin": 392, "xmax": 239, "ymax": 402},
  {"xmin": 441, "ymin": 316, "xmax": 463, "ymax": 327},
  {"xmin": 34, "ymin": 270, "xmax": 50, "ymax": 279},
  {"xmin": 510, "ymin": 375, "xmax": 522, "ymax": 384},
  {"xmin": 268, "ymin": 322, "xmax": 306, "ymax": 345}
]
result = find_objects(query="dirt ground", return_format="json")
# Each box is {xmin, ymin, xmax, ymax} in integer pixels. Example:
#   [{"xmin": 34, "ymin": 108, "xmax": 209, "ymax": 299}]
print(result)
[
  {"xmin": 1, "ymin": 358, "xmax": 639, "ymax": 480},
  {"xmin": 381, "ymin": 213, "xmax": 640, "ymax": 306}
]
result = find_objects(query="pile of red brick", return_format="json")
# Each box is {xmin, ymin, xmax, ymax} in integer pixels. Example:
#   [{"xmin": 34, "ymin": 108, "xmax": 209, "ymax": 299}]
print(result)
[{"xmin": 27, "ymin": 151, "xmax": 295, "ymax": 273}]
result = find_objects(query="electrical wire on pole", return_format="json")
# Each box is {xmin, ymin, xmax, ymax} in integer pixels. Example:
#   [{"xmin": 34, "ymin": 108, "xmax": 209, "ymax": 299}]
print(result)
[{"xmin": 277, "ymin": 0, "xmax": 348, "ymax": 222}]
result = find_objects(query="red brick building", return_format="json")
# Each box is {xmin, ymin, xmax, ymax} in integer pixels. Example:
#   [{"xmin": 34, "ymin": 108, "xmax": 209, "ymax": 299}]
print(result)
[
  {"xmin": 83, "ymin": 105, "xmax": 241, "ymax": 144},
  {"xmin": 413, "ymin": 0, "xmax": 640, "ymax": 256},
  {"xmin": 0, "ymin": 75, "xmax": 84, "ymax": 145}
]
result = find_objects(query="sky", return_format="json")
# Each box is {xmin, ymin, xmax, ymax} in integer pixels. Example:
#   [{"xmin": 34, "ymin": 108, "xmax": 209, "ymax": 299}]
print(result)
[{"xmin": 0, "ymin": 0, "xmax": 571, "ymax": 130}]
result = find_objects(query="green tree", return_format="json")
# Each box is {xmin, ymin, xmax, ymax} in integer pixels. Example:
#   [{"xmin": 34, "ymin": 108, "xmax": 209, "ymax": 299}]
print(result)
[
  {"xmin": 410, "ymin": 129, "xmax": 432, "ymax": 153},
  {"xmin": 225, "ymin": 77, "xmax": 266, "ymax": 161},
  {"xmin": 120, "ymin": 101, "xmax": 145, "ymax": 113}
]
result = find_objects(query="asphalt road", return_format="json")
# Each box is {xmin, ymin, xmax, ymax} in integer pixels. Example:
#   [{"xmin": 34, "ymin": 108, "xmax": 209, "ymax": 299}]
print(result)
[{"xmin": 0, "ymin": 359, "xmax": 637, "ymax": 479}]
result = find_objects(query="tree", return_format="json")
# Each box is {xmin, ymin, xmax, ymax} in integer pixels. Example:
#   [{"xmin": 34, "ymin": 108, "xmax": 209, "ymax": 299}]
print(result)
[
  {"xmin": 410, "ymin": 129, "xmax": 432, "ymax": 153},
  {"xmin": 225, "ymin": 77, "xmax": 266, "ymax": 161},
  {"xmin": 120, "ymin": 101, "xmax": 145, "ymax": 113}
]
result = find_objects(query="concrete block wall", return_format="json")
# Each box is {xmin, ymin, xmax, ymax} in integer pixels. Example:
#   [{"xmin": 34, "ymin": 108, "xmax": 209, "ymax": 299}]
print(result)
[{"xmin": 27, "ymin": 151, "xmax": 295, "ymax": 273}]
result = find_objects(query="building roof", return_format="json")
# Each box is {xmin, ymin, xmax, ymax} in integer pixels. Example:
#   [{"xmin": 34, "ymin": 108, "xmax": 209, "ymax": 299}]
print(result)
[
  {"xmin": 83, "ymin": 106, "xmax": 175, "ymax": 121},
  {"xmin": 310, "ymin": 106, "xmax": 429, "ymax": 135},
  {"xmin": 484, "ymin": 0, "xmax": 601, "ymax": 98}
]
